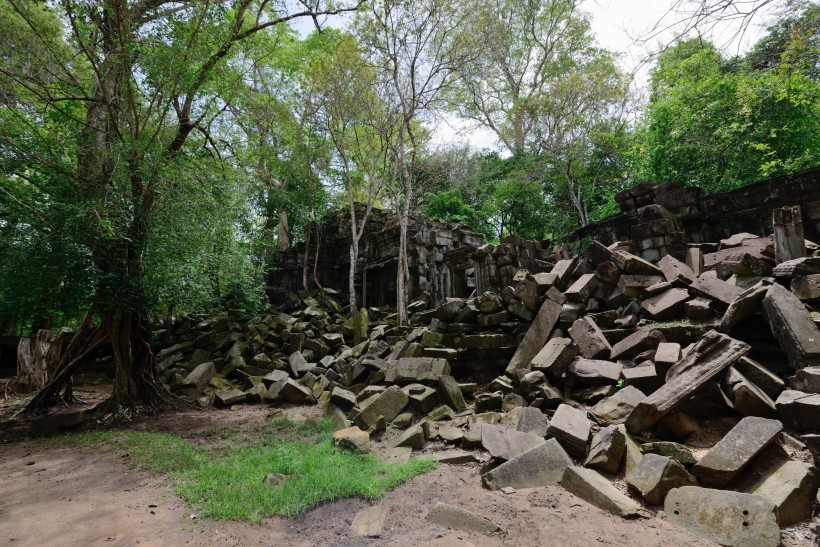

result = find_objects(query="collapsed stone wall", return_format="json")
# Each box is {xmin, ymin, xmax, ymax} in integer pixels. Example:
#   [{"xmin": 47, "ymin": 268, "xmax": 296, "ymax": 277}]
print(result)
[
  {"xmin": 574, "ymin": 166, "xmax": 820, "ymax": 263},
  {"xmin": 269, "ymin": 207, "xmax": 552, "ymax": 309}
]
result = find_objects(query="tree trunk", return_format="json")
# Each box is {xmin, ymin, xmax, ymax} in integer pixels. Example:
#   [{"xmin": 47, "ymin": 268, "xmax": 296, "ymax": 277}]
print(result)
[
  {"xmin": 349, "ymin": 242, "xmax": 358, "ymax": 316},
  {"xmin": 278, "ymin": 208, "xmax": 290, "ymax": 251},
  {"xmin": 109, "ymin": 312, "xmax": 163, "ymax": 408}
]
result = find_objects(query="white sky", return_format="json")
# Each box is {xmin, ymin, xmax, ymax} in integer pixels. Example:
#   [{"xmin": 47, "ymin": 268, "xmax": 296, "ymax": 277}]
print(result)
[{"xmin": 293, "ymin": 0, "xmax": 781, "ymax": 151}]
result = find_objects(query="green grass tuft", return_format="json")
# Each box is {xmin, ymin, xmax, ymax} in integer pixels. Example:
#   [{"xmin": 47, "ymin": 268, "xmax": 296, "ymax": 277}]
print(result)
[{"xmin": 40, "ymin": 418, "xmax": 434, "ymax": 522}]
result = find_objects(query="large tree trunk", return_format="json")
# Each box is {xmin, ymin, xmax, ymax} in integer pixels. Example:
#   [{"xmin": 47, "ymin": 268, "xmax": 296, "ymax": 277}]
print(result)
[{"xmin": 109, "ymin": 312, "xmax": 163, "ymax": 408}]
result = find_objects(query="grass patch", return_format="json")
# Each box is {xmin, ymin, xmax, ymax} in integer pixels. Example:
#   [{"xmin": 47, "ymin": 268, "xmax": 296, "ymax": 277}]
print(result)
[{"xmin": 43, "ymin": 418, "xmax": 434, "ymax": 522}]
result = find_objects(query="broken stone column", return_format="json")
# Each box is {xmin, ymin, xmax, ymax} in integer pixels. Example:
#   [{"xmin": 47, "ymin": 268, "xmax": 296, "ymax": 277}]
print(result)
[{"xmin": 773, "ymin": 205, "xmax": 806, "ymax": 264}]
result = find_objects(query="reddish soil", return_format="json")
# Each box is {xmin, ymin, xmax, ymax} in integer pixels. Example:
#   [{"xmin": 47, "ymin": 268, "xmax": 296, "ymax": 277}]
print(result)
[{"xmin": 0, "ymin": 384, "xmax": 814, "ymax": 546}]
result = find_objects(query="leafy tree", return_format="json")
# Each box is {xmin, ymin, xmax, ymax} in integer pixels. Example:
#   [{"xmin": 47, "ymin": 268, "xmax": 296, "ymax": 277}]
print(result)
[{"xmin": 0, "ymin": 0, "xmax": 359, "ymax": 413}]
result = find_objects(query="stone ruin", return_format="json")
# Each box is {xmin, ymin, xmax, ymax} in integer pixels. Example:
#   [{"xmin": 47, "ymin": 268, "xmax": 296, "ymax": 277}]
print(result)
[
  {"xmin": 268, "ymin": 206, "xmax": 554, "ymax": 309},
  {"xmin": 25, "ymin": 166, "xmax": 820, "ymax": 544}
]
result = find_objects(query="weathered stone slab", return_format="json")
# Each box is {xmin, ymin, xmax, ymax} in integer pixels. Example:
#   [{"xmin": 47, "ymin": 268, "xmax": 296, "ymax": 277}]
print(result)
[
  {"xmin": 762, "ymin": 283, "xmax": 820, "ymax": 370},
  {"xmin": 505, "ymin": 299, "xmax": 562, "ymax": 373},
  {"xmin": 481, "ymin": 423, "xmax": 545, "ymax": 461},
  {"xmin": 659, "ymin": 254, "xmax": 696, "ymax": 285},
  {"xmin": 483, "ymin": 438, "xmax": 573, "ymax": 490},
  {"xmin": 568, "ymin": 317, "xmax": 612, "ymax": 360},
  {"xmin": 775, "ymin": 390, "xmax": 820, "ymax": 431},
  {"xmin": 548, "ymin": 403, "xmax": 592, "ymax": 457},
  {"xmin": 685, "ymin": 296, "xmax": 713, "ymax": 320},
  {"xmin": 589, "ymin": 385, "xmax": 646, "ymax": 425},
  {"xmin": 561, "ymin": 466, "xmax": 641, "ymax": 518},
  {"xmin": 641, "ymin": 441, "xmax": 696, "ymax": 466},
  {"xmin": 665, "ymin": 487, "xmax": 780, "ymax": 547},
  {"xmin": 692, "ymin": 416, "xmax": 783, "ymax": 486},
  {"xmin": 746, "ymin": 459, "xmax": 819, "ymax": 526},
  {"xmin": 583, "ymin": 425, "xmax": 625, "ymax": 474},
  {"xmin": 181, "ymin": 361, "xmax": 216, "ymax": 391},
  {"xmin": 531, "ymin": 337, "xmax": 579, "ymax": 380},
  {"xmin": 718, "ymin": 283, "xmax": 768, "ymax": 332},
  {"xmin": 551, "ymin": 257, "xmax": 579, "ymax": 287},
  {"xmin": 689, "ymin": 275, "xmax": 744, "ymax": 309},
  {"xmin": 610, "ymin": 328, "xmax": 665, "ymax": 360},
  {"xmin": 354, "ymin": 385, "xmax": 409, "ymax": 429},
  {"xmin": 568, "ymin": 359, "xmax": 622, "ymax": 386},
  {"xmin": 625, "ymin": 330, "xmax": 749, "ymax": 434},
  {"xmin": 402, "ymin": 383, "xmax": 439, "ymax": 414},
  {"xmin": 427, "ymin": 502, "xmax": 503, "ymax": 534},
  {"xmin": 626, "ymin": 453, "xmax": 695, "ymax": 505},
  {"xmin": 641, "ymin": 288, "xmax": 689, "ymax": 320},
  {"xmin": 352, "ymin": 505, "xmax": 387, "ymax": 537}
]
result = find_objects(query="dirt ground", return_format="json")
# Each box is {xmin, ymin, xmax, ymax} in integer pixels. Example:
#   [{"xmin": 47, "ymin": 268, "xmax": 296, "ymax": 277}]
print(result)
[{"xmin": 0, "ymin": 383, "xmax": 814, "ymax": 546}]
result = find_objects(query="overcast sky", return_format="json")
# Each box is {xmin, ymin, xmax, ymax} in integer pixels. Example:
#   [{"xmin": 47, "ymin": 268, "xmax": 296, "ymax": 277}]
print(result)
[{"xmin": 292, "ymin": 0, "xmax": 781, "ymax": 151}]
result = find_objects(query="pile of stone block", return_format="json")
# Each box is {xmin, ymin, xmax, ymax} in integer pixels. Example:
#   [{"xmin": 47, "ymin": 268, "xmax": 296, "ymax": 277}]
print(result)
[{"xmin": 143, "ymin": 205, "xmax": 820, "ymax": 545}]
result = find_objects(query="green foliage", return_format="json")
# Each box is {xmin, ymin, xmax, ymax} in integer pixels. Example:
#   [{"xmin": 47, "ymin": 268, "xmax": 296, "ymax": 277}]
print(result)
[
  {"xmin": 638, "ymin": 6, "xmax": 820, "ymax": 191},
  {"xmin": 43, "ymin": 418, "xmax": 434, "ymax": 522}
]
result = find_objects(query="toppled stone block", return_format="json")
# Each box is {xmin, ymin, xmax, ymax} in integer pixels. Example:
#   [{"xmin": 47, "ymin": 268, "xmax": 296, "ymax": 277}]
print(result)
[
  {"xmin": 685, "ymin": 296, "xmax": 712, "ymax": 320},
  {"xmin": 569, "ymin": 359, "xmax": 622, "ymax": 386},
  {"xmin": 625, "ymin": 330, "xmax": 749, "ymax": 434},
  {"xmin": 565, "ymin": 273, "xmax": 598, "ymax": 303},
  {"xmin": 735, "ymin": 356, "xmax": 784, "ymax": 399},
  {"xmin": 568, "ymin": 317, "xmax": 611, "ymax": 360},
  {"xmin": 583, "ymin": 425, "xmax": 625, "ymax": 474},
  {"xmin": 437, "ymin": 375, "xmax": 466, "ymax": 412},
  {"xmin": 352, "ymin": 505, "xmax": 387, "ymax": 537},
  {"xmin": 288, "ymin": 351, "xmax": 313, "ymax": 376},
  {"xmin": 589, "ymin": 385, "xmax": 646, "ymax": 425},
  {"xmin": 505, "ymin": 299, "xmax": 562, "ymax": 373},
  {"xmin": 692, "ymin": 416, "xmax": 783, "ymax": 486},
  {"xmin": 775, "ymin": 390, "xmax": 820, "ymax": 431},
  {"xmin": 689, "ymin": 275, "xmax": 744, "ymax": 309},
  {"xmin": 481, "ymin": 423, "xmax": 545, "ymax": 461},
  {"xmin": 354, "ymin": 385, "xmax": 409, "ymax": 429},
  {"xmin": 610, "ymin": 328, "xmax": 665, "ymax": 361},
  {"xmin": 427, "ymin": 502, "xmax": 503, "ymax": 534},
  {"xmin": 531, "ymin": 337, "xmax": 579, "ymax": 381},
  {"xmin": 641, "ymin": 441, "xmax": 696, "ymax": 466},
  {"xmin": 384, "ymin": 357, "xmax": 451, "ymax": 384},
  {"xmin": 721, "ymin": 367, "xmax": 776, "ymax": 418},
  {"xmin": 746, "ymin": 459, "xmax": 819, "ymax": 526},
  {"xmin": 548, "ymin": 404, "xmax": 592, "ymax": 458},
  {"xmin": 333, "ymin": 426, "xmax": 370, "ymax": 453},
  {"xmin": 626, "ymin": 453, "xmax": 696, "ymax": 505},
  {"xmin": 620, "ymin": 364, "xmax": 662, "ymax": 394},
  {"xmin": 517, "ymin": 407, "xmax": 550, "ymax": 437},
  {"xmin": 665, "ymin": 487, "xmax": 780, "ymax": 547},
  {"xmin": 330, "ymin": 387, "xmax": 357, "ymax": 409},
  {"xmin": 561, "ymin": 466, "xmax": 641, "ymax": 518},
  {"xmin": 654, "ymin": 342, "xmax": 681, "ymax": 370},
  {"xmin": 610, "ymin": 249, "xmax": 662, "ymax": 275},
  {"xmin": 388, "ymin": 422, "xmax": 426, "ymax": 450},
  {"xmin": 483, "ymin": 438, "xmax": 572, "ymax": 490},
  {"xmin": 215, "ymin": 388, "xmax": 246, "ymax": 407},
  {"xmin": 618, "ymin": 275, "xmax": 663, "ymax": 297},
  {"xmin": 773, "ymin": 205, "xmax": 806, "ymax": 264},
  {"xmin": 641, "ymin": 288, "xmax": 690, "ymax": 320},
  {"xmin": 791, "ymin": 274, "xmax": 820, "ymax": 301},
  {"xmin": 789, "ymin": 366, "xmax": 820, "ymax": 393},
  {"xmin": 658, "ymin": 254, "xmax": 696, "ymax": 285},
  {"xmin": 762, "ymin": 283, "xmax": 820, "ymax": 370},
  {"xmin": 181, "ymin": 361, "xmax": 216, "ymax": 391}
]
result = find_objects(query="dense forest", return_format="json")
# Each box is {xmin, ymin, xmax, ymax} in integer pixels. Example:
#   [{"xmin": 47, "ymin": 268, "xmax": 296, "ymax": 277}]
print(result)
[{"xmin": 0, "ymin": 0, "xmax": 818, "ymax": 408}]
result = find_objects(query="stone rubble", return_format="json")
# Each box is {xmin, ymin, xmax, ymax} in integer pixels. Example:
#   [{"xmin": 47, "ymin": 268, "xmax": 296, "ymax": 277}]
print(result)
[{"xmin": 141, "ymin": 214, "xmax": 820, "ymax": 544}]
